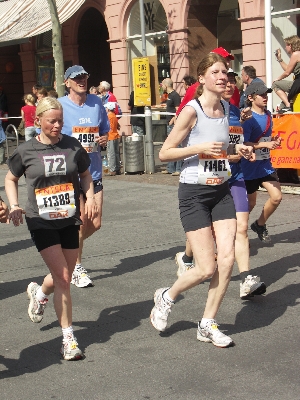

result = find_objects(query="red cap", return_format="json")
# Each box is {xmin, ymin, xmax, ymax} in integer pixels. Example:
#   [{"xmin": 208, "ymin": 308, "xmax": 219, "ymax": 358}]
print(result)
[{"xmin": 211, "ymin": 47, "xmax": 234, "ymax": 60}]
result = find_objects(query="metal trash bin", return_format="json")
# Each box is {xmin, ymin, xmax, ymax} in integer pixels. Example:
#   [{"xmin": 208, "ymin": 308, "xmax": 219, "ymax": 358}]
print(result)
[{"xmin": 123, "ymin": 135, "xmax": 144, "ymax": 173}]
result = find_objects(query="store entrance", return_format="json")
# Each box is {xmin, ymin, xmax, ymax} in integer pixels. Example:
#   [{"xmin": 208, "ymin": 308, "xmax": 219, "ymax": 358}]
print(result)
[{"xmin": 78, "ymin": 7, "xmax": 112, "ymax": 89}]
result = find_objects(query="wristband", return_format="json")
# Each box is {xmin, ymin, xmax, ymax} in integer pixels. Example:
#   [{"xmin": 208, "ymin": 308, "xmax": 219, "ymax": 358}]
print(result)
[
  {"xmin": 277, "ymin": 59, "xmax": 283, "ymax": 62},
  {"xmin": 10, "ymin": 204, "xmax": 19, "ymax": 209},
  {"xmin": 86, "ymin": 196, "xmax": 95, "ymax": 200}
]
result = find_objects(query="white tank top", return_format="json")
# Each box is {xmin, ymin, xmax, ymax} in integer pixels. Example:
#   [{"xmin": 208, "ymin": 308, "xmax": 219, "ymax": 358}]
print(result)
[{"xmin": 179, "ymin": 99, "xmax": 231, "ymax": 185}]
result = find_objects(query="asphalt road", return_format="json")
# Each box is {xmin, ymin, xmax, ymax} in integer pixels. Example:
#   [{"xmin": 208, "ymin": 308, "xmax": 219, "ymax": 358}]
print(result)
[{"xmin": 0, "ymin": 165, "xmax": 300, "ymax": 400}]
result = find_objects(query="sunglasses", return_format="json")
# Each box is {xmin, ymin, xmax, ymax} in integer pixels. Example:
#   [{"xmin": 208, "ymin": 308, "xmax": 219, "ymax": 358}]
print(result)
[{"xmin": 70, "ymin": 74, "xmax": 90, "ymax": 81}]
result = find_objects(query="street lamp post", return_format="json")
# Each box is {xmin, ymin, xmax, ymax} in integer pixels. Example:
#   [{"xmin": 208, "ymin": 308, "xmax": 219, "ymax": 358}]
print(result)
[{"xmin": 139, "ymin": 0, "xmax": 155, "ymax": 174}]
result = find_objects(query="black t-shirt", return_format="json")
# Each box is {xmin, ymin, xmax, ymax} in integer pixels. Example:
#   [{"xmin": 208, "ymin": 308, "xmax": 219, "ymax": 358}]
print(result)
[
  {"xmin": 166, "ymin": 90, "xmax": 181, "ymax": 123},
  {"xmin": 128, "ymin": 91, "xmax": 145, "ymax": 127},
  {"xmin": 8, "ymin": 134, "xmax": 90, "ymax": 231}
]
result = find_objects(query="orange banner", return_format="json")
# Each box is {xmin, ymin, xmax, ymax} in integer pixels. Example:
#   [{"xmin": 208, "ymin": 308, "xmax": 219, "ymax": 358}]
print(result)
[{"xmin": 271, "ymin": 114, "xmax": 300, "ymax": 169}]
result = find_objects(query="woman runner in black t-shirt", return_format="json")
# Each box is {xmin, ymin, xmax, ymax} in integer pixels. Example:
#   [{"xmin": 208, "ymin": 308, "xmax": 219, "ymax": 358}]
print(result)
[{"xmin": 5, "ymin": 97, "xmax": 98, "ymax": 360}]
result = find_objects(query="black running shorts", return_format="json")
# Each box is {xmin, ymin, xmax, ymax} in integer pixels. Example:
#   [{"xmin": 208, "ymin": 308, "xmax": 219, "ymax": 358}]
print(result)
[
  {"xmin": 30, "ymin": 224, "xmax": 80, "ymax": 252},
  {"xmin": 178, "ymin": 182, "xmax": 236, "ymax": 232}
]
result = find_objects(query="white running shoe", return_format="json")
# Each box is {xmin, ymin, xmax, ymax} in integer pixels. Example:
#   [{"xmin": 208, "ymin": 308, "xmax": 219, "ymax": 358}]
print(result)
[
  {"xmin": 175, "ymin": 252, "xmax": 194, "ymax": 277},
  {"xmin": 240, "ymin": 275, "xmax": 266, "ymax": 299},
  {"xmin": 27, "ymin": 282, "xmax": 48, "ymax": 323},
  {"xmin": 150, "ymin": 287, "xmax": 173, "ymax": 332},
  {"xmin": 197, "ymin": 320, "xmax": 233, "ymax": 348},
  {"xmin": 61, "ymin": 334, "xmax": 83, "ymax": 361},
  {"xmin": 71, "ymin": 265, "xmax": 94, "ymax": 288}
]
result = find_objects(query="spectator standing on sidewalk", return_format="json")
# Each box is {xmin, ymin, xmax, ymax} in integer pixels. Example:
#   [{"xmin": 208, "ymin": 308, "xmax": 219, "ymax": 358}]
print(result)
[
  {"xmin": 98, "ymin": 81, "xmax": 122, "ymax": 116},
  {"xmin": 161, "ymin": 78, "xmax": 182, "ymax": 176},
  {"xmin": 241, "ymin": 81, "xmax": 282, "ymax": 243},
  {"xmin": 104, "ymin": 102, "xmax": 121, "ymax": 176},
  {"xmin": 59, "ymin": 65, "xmax": 109, "ymax": 288},
  {"xmin": 239, "ymin": 66, "xmax": 264, "ymax": 109},
  {"xmin": 21, "ymin": 94, "xmax": 36, "ymax": 141},
  {"xmin": 128, "ymin": 90, "xmax": 145, "ymax": 136}
]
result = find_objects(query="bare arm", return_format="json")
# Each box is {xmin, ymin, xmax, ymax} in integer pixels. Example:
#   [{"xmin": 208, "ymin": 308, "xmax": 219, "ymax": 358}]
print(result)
[
  {"xmin": 79, "ymin": 169, "xmax": 98, "ymax": 220},
  {"xmin": 159, "ymin": 105, "xmax": 226, "ymax": 162},
  {"xmin": 275, "ymin": 52, "xmax": 299, "ymax": 81},
  {"xmin": 5, "ymin": 171, "xmax": 25, "ymax": 226}
]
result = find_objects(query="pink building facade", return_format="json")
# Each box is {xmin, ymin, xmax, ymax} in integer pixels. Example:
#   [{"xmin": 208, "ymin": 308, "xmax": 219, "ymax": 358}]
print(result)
[{"xmin": 0, "ymin": 0, "xmax": 298, "ymax": 126}]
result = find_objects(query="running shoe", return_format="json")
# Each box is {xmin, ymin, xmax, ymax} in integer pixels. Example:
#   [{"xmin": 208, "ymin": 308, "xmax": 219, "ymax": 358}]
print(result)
[
  {"xmin": 61, "ymin": 334, "xmax": 83, "ymax": 361},
  {"xmin": 251, "ymin": 220, "xmax": 271, "ymax": 243},
  {"xmin": 27, "ymin": 282, "xmax": 48, "ymax": 323},
  {"xmin": 150, "ymin": 287, "xmax": 172, "ymax": 332},
  {"xmin": 175, "ymin": 252, "xmax": 194, "ymax": 277},
  {"xmin": 240, "ymin": 275, "xmax": 267, "ymax": 299},
  {"xmin": 71, "ymin": 265, "xmax": 94, "ymax": 288},
  {"xmin": 197, "ymin": 320, "xmax": 233, "ymax": 348}
]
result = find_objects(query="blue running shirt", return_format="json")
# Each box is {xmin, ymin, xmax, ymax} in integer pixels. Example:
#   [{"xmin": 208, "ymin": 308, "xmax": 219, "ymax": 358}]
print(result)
[{"xmin": 58, "ymin": 94, "xmax": 110, "ymax": 181}]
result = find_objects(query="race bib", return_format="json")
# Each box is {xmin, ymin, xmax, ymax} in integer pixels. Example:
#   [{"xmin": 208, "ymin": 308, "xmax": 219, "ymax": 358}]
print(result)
[
  {"xmin": 198, "ymin": 151, "xmax": 231, "ymax": 185},
  {"xmin": 35, "ymin": 183, "xmax": 76, "ymax": 220},
  {"xmin": 72, "ymin": 126, "xmax": 99, "ymax": 153},
  {"xmin": 229, "ymin": 126, "xmax": 244, "ymax": 145},
  {"xmin": 256, "ymin": 137, "xmax": 271, "ymax": 160}
]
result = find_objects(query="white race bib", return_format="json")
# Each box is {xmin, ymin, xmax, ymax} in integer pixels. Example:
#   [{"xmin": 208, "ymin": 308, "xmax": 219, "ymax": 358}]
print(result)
[
  {"xmin": 35, "ymin": 183, "xmax": 76, "ymax": 220},
  {"xmin": 256, "ymin": 137, "xmax": 271, "ymax": 160},
  {"xmin": 198, "ymin": 151, "xmax": 231, "ymax": 185},
  {"xmin": 72, "ymin": 126, "xmax": 99, "ymax": 153}
]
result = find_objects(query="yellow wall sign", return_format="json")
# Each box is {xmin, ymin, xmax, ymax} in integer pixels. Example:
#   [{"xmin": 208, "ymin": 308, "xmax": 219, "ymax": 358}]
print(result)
[{"xmin": 132, "ymin": 57, "xmax": 151, "ymax": 106}]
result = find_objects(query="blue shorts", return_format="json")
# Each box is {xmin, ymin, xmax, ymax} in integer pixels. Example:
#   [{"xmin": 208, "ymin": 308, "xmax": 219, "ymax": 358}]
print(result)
[
  {"xmin": 229, "ymin": 179, "xmax": 249, "ymax": 213},
  {"xmin": 80, "ymin": 179, "xmax": 103, "ymax": 197}
]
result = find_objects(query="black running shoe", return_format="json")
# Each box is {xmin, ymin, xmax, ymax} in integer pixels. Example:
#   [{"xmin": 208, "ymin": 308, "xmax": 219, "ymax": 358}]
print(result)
[{"xmin": 251, "ymin": 220, "xmax": 271, "ymax": 243}]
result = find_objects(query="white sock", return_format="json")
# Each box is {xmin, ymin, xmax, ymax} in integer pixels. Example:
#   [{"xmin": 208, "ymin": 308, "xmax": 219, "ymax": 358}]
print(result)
[
  {"xmin": 200, "ymin": 318, "xmax": 215, "ymax": 329},
  {"xmin": 62, "ymin": 325, "xmax": 74, "ymax": 340},
  {"xmin": 75, "ymin": 263, "xmax": 81, "ymax": 271},
  {"xmin": 36, "ymin": 286, "xmax": 48, "ymax": 302},
  {"xmin": 163, "ymin": 290, "xmax": 175, "ymax": 304}
]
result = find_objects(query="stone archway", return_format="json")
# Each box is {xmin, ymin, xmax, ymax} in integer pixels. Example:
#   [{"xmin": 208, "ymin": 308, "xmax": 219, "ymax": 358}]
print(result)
[{"xmin": 77, "ymin": 7, "xmax": 112, "ymax": 88}]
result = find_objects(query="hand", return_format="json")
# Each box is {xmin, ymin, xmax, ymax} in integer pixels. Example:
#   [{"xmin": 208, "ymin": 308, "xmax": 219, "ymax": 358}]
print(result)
[
  {"xmin": 0, "ymin": 200, "xmax": 9, "ymax": 223},
  {"xmin": 240, "ymin": 107, "xmax": 252, "ymax": 122},
  {"xmin": 199, "ymin": 142, "xmax": 224, "ymax": 157},
  {"xmin": 275, "ymin": 48, "xmax": 281, "ymax": 60},
  {"xmin": 85, "ymin": 197, "xmax": 99, "ymax": 220},
  {"xmin": 236, "ymin": 144, "xmax": 253, "ymax": 160},
  {"xmin": 95, "ymin": 135, "xmax": 108, "ymax": 147},
  {"xmin": 8, "ymin": 207, "xmax": 26, "ymax": 226}
]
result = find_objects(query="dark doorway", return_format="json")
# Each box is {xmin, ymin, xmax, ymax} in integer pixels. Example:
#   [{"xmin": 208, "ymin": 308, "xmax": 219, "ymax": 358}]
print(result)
[{"xmin": 78, "ymin": 8, "xmax": 112, "ymax": 89}]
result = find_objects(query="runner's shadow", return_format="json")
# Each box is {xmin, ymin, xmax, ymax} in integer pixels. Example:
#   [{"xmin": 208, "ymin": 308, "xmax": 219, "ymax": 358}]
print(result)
[
  {"xmin": 231, "ymin": 253, "xmax": 300, "ymax": 287},
  {"xmin": 221, "ymin": 283, "xmax": 300, "ymax": 336},
  {"xmin": 86, "ymin": 246, "xmax": 184, "ymax": 282},
  {"xmin": 0, "ymin": 298, "xmax": 153, "ymax": 378},
  {"xmin": 248, "ymin": 226, "xmax": 300, "ymax": 257},
  {"xmin": 0, "ymin": 238, "xmax": 34, "ymax": 256}
]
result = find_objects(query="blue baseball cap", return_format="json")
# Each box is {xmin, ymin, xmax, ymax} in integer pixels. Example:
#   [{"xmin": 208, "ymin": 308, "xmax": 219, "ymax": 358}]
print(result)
[{"xmin": 64, "ymin": 65, "xmax": 88, "ymax": 80}]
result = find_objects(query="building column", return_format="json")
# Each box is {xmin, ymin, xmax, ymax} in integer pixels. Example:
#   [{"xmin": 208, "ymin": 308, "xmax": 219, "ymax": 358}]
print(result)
[
  {"xmin": 167, "ymin": 28, "xmax": 189, "ymax": 96},
  {"xmin": 239, "ymin": 0, "xmax": 266, "ymax": 80},
  {"xmin": 108, "ymin": 38, "xmax": 130, "ymax": 135}
]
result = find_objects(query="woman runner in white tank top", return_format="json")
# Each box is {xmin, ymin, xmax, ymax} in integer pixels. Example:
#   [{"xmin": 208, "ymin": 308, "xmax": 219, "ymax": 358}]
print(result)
[{"xmin": 150, "ymin": 53, "xmax": 253, "ymax": 348}]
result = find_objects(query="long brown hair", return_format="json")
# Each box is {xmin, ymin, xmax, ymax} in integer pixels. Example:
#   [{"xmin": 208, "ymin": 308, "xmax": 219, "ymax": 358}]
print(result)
[{"xmin": 195, "ymin": 53, "xmax": 228, "ymax": 98}]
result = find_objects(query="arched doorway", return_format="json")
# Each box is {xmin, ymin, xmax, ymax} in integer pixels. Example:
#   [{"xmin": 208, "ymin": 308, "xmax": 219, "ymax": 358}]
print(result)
[{"xmin": 77, "ymin": 8, "xmax": 112, "ymax": 88}]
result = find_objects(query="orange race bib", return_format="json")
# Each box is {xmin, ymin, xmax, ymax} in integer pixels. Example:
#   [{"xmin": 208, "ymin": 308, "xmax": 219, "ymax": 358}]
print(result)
[
  {"xmin": 72, "ymin": 126, "xmax": 99, "ymax": 153},
  {"xmin": 35, "ymin": 183, "xmax": 76, "ymax": 220}
]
